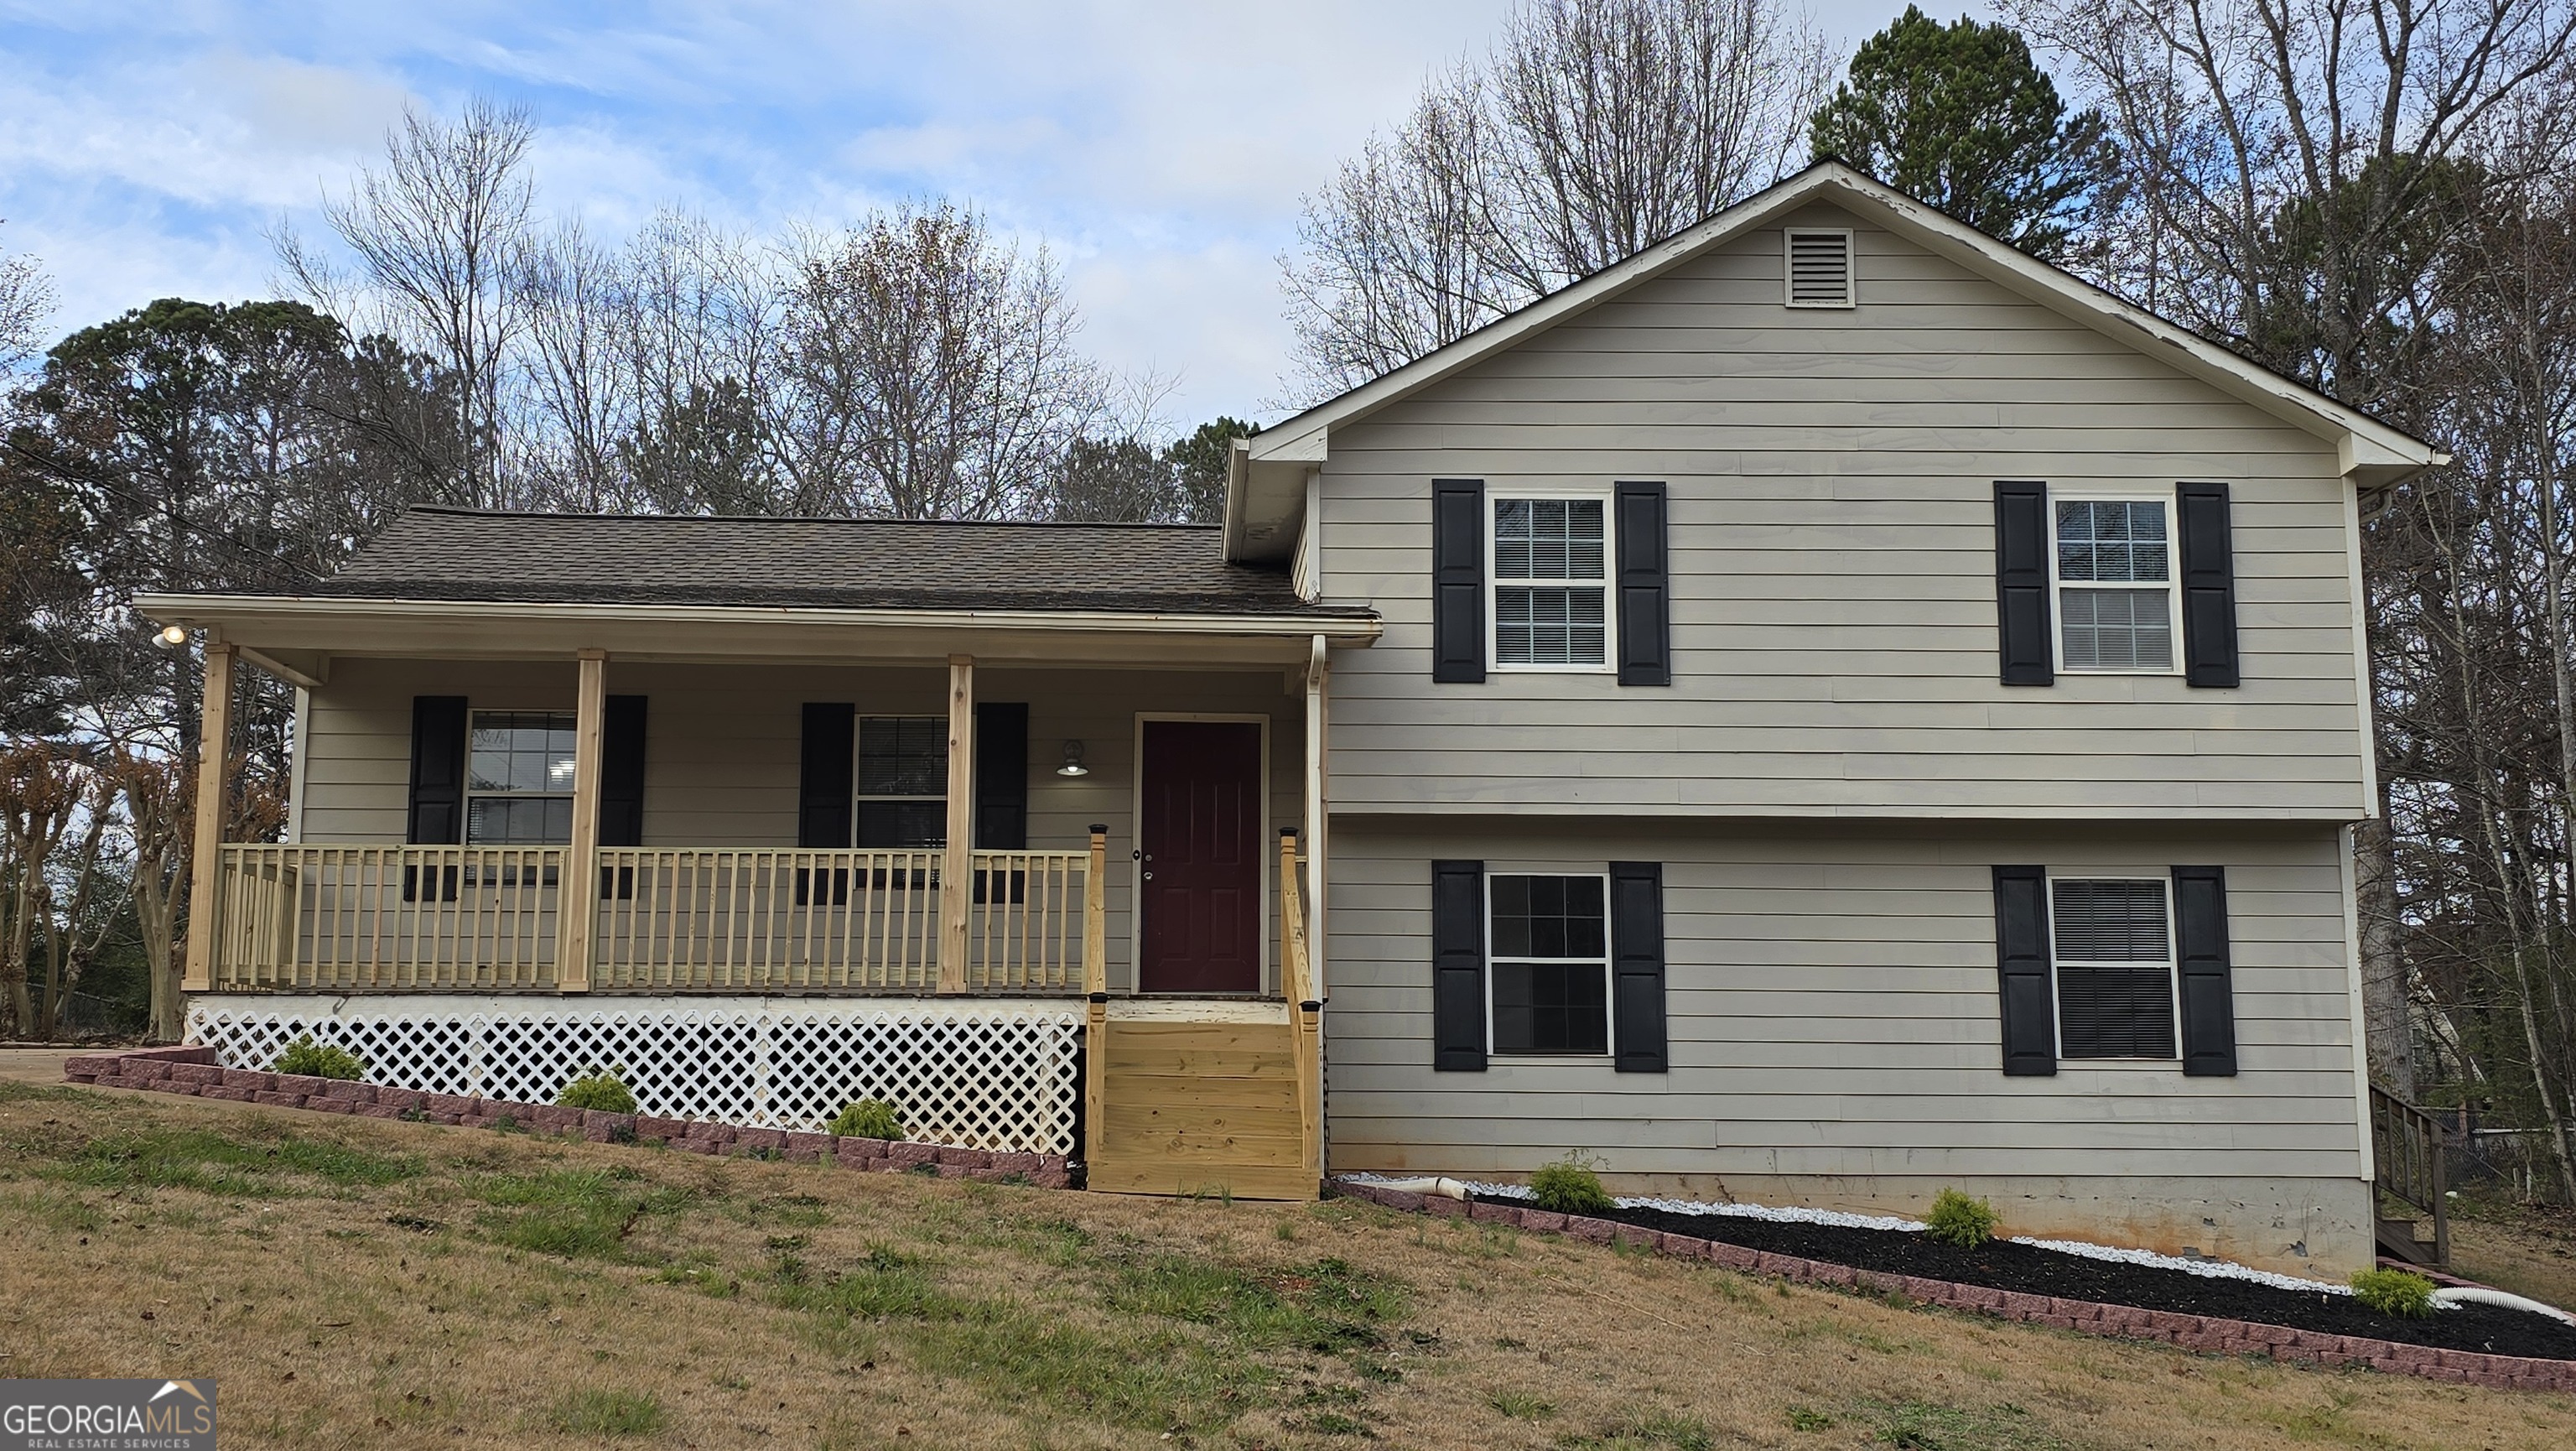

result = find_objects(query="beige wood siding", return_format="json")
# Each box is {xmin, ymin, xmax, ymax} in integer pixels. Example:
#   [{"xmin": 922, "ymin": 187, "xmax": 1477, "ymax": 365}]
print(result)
[
  {"xmin": 1322, "ymin": 819, "xmax": 2363, "ymax": 1183},
  {"xmin": 1315, "ymin": 202, "xmax": 2370, "ymax": 819},
  {"xmin": 293, "ymin": 657, "xmax": 1305, "ymax": 991}
]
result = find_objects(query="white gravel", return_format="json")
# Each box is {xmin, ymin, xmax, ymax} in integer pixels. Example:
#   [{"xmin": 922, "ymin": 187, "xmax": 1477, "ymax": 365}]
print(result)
[{"xmin": 1331, "ymin": 1173, "xmax": 2355, "ymax": 1295}]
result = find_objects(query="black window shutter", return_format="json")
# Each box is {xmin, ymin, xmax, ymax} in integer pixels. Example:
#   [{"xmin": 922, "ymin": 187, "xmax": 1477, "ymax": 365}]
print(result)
[
  {"xmin": 1994, "ymin": 481, "xmax": 2054, "ymax": 686},
  {"xmin": 1614, "ymin": 481, "xmax": 1671, "ymax": 686},
  {"xmin": 974, "ymin": 702, "xmax": 1029, "ymax": 850},
  {"xmin": 406, "ymin": 695, "xmax": 468, "ymax": 845},
  {"xmin": 2177, "ymin": 482, "xmax": 2241, "ymax": 688},
  {"xmin": 598, "ymin": 695, "xmax": 648, "ymax": 848},
  {"xmin": 1431, "ymin": 479, "xmax": 1486, "ymax": 684},
  {"xmin": 1992, "ymin": 865, "xmax": 2057, "ymax": 1075},
  {"xmin": 2173, "ymin": 866, "xmax": 2239, "ymax": 1076},
  {"xmin": 1608, "ymin": 861, "xmax": 1669, "ymax": 1073},
  {"xmin": 1431, "ymin": 859, "xmax": 1488, "ymax": 1071},
  {"xmin": 797, "ymin": 703, "xmax": 855, "ymax": 849}
]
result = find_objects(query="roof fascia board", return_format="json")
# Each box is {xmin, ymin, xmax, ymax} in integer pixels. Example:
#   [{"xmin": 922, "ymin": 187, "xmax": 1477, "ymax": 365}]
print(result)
[
  {"xmin": 1257, "ymin": 164, "xmax": 2440, "ymax": 486},
  {"xmin": 133, "ymin": 592, "xmax": 1380, "ymax": 655}
]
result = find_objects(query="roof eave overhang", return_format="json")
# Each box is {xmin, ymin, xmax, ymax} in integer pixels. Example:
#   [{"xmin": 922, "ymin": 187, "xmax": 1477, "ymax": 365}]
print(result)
[
  {"xmin": 1223, "ymin": 164, "xmax": 2446, "ymax": 564},
  {"xmin": 133, "ymin": 592, "xmax": 1381, "ymax": 671}
]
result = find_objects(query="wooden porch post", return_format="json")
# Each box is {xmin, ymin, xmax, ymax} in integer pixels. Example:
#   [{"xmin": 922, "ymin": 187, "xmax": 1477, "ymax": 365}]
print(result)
[
  {"xmin": 1083, "ymin": 824, "xmax": 1109, "ymax": 1174},
  {"xmin": 180, "ymin": 642, "xmax": 236, "ymax": 994},
  {"xmin": 1304, "ymin": 635, "xmax": 1329, "ymax": 1001},
  {"xmin": 558, "ymin": 648, "xmax": 607, "ymax": 993},
  {"xmin": 939, "ymin": 654, "xmax": 975, "ymax": 994}
]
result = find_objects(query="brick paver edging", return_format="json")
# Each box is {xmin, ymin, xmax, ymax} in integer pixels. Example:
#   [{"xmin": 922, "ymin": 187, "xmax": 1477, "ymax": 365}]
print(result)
[
  {"xmin": 61, "ymin": 1047, "xmax": 1071, "ymax": 1188},
  {"xmin": 1327, "ymin": 1180, "xmax": 2576, "ymax": 1394}
]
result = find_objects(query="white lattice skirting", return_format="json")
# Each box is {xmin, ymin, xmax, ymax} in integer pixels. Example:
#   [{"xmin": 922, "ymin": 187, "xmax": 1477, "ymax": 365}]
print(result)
[{"xmin": 185, "ymin": 995, "xmax": 1082, "ymax": 1153}]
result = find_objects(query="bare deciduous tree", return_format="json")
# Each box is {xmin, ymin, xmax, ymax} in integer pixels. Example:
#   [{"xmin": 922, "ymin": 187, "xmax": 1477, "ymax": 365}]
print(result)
[
  {"xmin": 1281, "ymin": 0, "xmax": 1830, "ymax": 398},
  {"xmin": 278, "ymin": 98, "xmax": 538, "ymax": 506},
  {"xmin": 776, "ymin": 204, "xmax": 1108, "ymax": 520}
]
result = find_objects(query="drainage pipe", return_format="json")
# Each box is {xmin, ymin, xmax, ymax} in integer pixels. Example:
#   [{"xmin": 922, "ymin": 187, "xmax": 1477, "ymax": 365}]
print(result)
[{"xmin": 2431, "ymin": 1286, "xmax": 2576, "ymax": 1325}]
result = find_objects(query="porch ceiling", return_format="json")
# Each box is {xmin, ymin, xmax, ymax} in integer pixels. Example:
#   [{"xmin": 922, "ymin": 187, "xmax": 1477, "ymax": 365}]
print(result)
[{"xmin": 132, "ymin": 591, "xmax": 1379, "ymax": 671}]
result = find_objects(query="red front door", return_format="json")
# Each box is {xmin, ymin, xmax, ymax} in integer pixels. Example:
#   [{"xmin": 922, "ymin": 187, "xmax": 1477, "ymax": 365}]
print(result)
[{"xmin": 1139, "ymin": 720, "xmax": 1263, "ymax": 994}]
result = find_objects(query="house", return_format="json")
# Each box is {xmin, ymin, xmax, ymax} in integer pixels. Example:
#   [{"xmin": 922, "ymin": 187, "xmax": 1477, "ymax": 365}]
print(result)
[{"xmin": 139, "ymin": 163, "xmax": 2442, "ymax": 1277}]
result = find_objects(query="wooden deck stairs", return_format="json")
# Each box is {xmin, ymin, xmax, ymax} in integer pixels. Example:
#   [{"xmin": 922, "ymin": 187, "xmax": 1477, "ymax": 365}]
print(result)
[
  {"xmin": 2370, "ymin": 1085, "xmax": 2450, "ymax": 1267},
  {"xmin": 1084, "ymin": 1010, "xmax": 1312, "ymax": 1199},
  {"xmin": 1079, "ymin": 830, "xmax": 1326, "ymax": 1203}
]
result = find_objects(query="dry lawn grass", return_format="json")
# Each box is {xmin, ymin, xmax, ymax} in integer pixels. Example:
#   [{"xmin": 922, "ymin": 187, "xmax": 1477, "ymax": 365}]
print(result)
[
  {"xmin": 3, "ymin": 1081, "xmax": 2574, "ymax": 1450},
  {"xmin": 2451, "ymin": 1205, "xmax": 2576, "ymax": 1318}
]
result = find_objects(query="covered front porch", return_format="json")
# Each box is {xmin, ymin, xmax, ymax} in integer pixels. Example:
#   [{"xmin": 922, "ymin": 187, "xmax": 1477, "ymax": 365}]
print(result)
[{"xmin": 141, "ymin": 519, "xmax": 1373, "ymax": 1196}]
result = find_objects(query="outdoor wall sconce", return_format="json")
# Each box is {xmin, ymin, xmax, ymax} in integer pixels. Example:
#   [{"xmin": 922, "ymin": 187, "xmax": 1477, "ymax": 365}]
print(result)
[{"xmin": 1057, "ymin": 740, "xmax": 1089, "ymax": 777}]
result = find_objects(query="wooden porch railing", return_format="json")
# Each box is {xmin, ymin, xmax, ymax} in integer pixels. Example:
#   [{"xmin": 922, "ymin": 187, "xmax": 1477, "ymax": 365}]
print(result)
[
  {"xmin": 2371, "ymin": 1084, "xmax": 2450, "ymax": 1266},
  {"xmin": 205, "ymin": 841, "xmax": 1103, "ymax": 996},
  {"xmin": 208, "ymin": 845, "xmax": 563, "ymax": 990},
  {"xmin": 592, "ymin": 848, "xmax": 945, "ymax": 991},
  {"xmin": 1279, "ymin": 827, "xmax": 1324, "ymax": 1187}
]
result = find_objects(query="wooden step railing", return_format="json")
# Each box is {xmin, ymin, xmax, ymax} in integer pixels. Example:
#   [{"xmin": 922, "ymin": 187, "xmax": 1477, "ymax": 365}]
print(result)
[{"xmin": 2371, "ymin": 1084, "xmax": 2449, "ymax": 1266}]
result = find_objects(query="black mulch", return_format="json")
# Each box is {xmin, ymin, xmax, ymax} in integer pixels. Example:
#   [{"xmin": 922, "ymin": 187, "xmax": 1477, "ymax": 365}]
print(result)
[{"xmin": 1580, "ymin": 1201, "xmax": 2576, "ymax": 1361}]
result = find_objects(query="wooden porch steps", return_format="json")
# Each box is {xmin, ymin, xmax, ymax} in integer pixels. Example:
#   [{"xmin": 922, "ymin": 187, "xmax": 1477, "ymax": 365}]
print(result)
[{"xmin": 1085, "ymin": 1017, "xmax": 1315, "ymax": 1202}]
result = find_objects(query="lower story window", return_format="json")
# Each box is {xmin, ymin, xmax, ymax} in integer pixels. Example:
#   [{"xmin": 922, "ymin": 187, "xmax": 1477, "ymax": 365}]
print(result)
[
  {"xmin": 2052, "ymin": 876, "xmax": 2178, "ymax": 1058},
  {"xmin": 858, "ymin": 716, "xmax": 948, "ymax": 848},
  {"xmin": 1489, "ymin": 873, "xmax": 1609, "ymax": 1055},
  {"xmin": 465, "ymin": 710, "xmax": 576, "ymax": 845}
]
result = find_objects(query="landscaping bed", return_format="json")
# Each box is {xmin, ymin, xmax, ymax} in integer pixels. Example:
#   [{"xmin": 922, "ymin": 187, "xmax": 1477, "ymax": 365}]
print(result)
[{"xmin": 1575, "ymin": 1197, "xmax": 2576, "ymax": 1360}]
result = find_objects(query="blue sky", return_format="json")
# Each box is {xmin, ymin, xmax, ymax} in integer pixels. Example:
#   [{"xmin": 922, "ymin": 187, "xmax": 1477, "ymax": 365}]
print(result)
[{"xmin": 0, "ymin": 1, "xmax": 1948, "ymax": 424}]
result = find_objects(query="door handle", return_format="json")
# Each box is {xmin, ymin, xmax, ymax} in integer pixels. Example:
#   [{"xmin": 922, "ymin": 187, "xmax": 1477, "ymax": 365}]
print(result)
[{"xmin": 1142, "ymin": 871, "xmax": 1153, "ymax": 881}]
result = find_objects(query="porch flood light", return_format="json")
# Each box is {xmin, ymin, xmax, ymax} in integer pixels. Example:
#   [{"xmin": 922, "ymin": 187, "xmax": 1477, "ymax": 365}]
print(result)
[
  {"xmin": 1056, "ymin": 740, "xmax": 1089, "ymax": 777},
  {"xmin": 156, "ymin": 624, "xmax": 190, "ymax": 647}
]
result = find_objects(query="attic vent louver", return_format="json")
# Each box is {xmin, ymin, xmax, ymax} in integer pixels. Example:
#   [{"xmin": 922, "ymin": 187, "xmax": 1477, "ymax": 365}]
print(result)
[{"xmin": 1784, "ymin": 229, "xmax": 1854, "ymax": 308}]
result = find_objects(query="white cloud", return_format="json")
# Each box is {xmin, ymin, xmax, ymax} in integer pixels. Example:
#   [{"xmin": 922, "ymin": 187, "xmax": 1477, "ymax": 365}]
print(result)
[{"xmin": 0, "ymin": 0, "xmax": 1942, "ymax": 418}]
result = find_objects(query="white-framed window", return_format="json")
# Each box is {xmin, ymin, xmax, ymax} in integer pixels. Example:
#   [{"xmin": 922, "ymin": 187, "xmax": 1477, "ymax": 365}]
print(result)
[
  {"xmin": 465, "ymin": 710, "xmax": 576, "ymax": 845},
  {"xmin": 1488, "ymin": 872, "xmax": 1612, "ymax": 1056},
  {"xmin": 2052, "ymin": 493, "xmax": 2181, "ymax": 673},
  {"xmin": 1784, "ymin": 227, "xmax": 1855, "ymax": 308},
  {"xmin": 857, "ymin": 716, "xmax": 948, "ymax": 848},
  {"xmin": 1490, "ymin": 491, "xmax": 1613, "ymax": 671},
  {"xmin": 2050, "ymin": 876, "xmax": 2179, "ymax": 1059}
]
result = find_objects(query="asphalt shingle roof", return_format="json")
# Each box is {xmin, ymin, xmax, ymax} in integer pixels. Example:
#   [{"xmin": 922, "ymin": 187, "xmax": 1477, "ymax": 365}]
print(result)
[{"xmin": 318, "ymin": 507, "xmax": 1356, "ymax": 616}]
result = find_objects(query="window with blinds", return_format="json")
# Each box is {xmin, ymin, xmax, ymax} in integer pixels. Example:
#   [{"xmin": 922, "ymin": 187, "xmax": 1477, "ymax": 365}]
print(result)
[
  {"xmin": 2050, "ymin": 877, "xmax": 2179, "ymax": 1058},
  {"xmin": 1492, "ymin": 497, "xmax": 1610, "ymax": 668},
  {"xmin": 1784, "ymin": 228, "xmax": 1854, "ymax": 308},
  {"xmin": 2055, "ymin": 498, "xmax": 2178, "ymax": 671}
]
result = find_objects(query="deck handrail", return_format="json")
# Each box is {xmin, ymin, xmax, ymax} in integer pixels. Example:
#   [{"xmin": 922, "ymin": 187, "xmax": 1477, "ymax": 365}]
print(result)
[
  {"xmin": 205, "ymin": 841, "xmax": 1103, "ymax": 996},
  {"xmin": 2370, "ymin": 1084, "xmax": 2450, "ymax": 1266},
  {"xmin": 1279, "ymin": 827, "xmax": 1324, "ymax": 1188},
  {"xmin": 208, "ymin": 844, "xmax": 562, "ymax": 991}
]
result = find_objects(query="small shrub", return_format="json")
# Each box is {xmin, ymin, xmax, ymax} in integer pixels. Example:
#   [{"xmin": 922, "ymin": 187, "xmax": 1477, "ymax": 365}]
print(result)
[
  {"xmin": 2351, "ymin": 1267, "xmax": 2438, "ymax": 1318},
  {"xmin": 1924, "ymin": 1188, "xmax": 1999, "ymax": 1248},
  {"xmin": 1528, "ymin": 1154, "xmax": 1613, "ymax": 1216},
  {"xmin": 556, "ymin": 1072, "xmax": 636, "ymax": 1114},
  {"xmin": 827, "ymin": 1099, "xmax": 901, "ymax": 1141},
  {"xmin": 272, "ymin": 1035, "xmax": 365, "ymax": 1080}
]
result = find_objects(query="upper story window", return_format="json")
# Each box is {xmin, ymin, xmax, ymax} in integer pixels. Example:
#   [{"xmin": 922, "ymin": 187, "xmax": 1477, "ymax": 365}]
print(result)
[
  {"xmin": 465, "ymin": 710, "xmax": 576, "ymax": 844},
  {"xmin": 1488, "ymin": 872, "xmax": 1610, "ymax": 1055},
  {"xmin": 2051, "ymin": 876, "xmax": 2178, "ymax": 1059},
  {"xmin": 2054, "ymin": 497, "xmax": 2178, "ymax": 673},
  {"xmin": 1492, "ymin": 495, "xmax": 1611, "ymax": 670},
  {"xmin": 858, "ymin": 715, "xmax": 948, "ymax": 848}
]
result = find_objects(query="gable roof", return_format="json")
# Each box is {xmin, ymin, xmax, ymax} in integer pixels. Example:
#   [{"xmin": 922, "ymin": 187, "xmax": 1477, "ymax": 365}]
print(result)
[
  {"xmin": 1223, "ymin": 160, "xmax": 2445, "ymax": 563},
  {"xmin": 320, "ymin": 506, "xmax": 1355, "ymax": 617}
]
